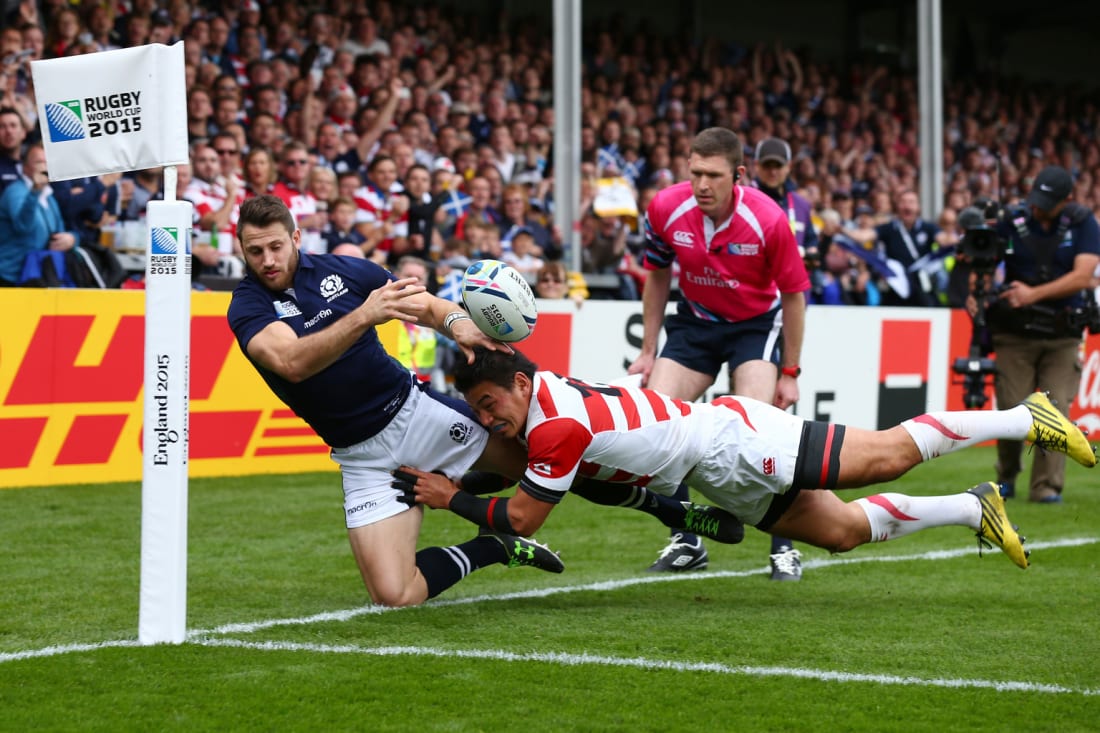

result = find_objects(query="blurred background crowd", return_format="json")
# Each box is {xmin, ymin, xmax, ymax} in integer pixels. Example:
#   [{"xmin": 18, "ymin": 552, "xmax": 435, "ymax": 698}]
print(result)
[{"xmin": 2, "ymin": 0, "xmax": 1099, "ymax": 303}]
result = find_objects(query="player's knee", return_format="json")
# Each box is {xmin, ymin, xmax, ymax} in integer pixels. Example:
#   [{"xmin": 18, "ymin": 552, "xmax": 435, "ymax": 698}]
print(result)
[
  {"xmin": 367, "ymin": 583, "xmax": 422, "ymax": 608},
  {"xmin": 810, "ymin": 521, "xmax": 867, "ymax": 554}
]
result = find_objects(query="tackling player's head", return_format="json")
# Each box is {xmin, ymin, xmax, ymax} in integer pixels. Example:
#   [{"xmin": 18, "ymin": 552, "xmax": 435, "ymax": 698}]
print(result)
[
  {"xmin": 237, "ymin": 194, "xmax": 301, "ymax": 291},
  {"xmin": 453, "ymin": 347, "xmax": 538, "ymax": 438}
]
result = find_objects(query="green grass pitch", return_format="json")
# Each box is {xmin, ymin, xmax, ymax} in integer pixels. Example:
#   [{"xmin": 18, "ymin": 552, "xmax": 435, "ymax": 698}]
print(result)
[{"xmin": 1, "ymin": 447, "xmax": 1098, "ymax": 732}]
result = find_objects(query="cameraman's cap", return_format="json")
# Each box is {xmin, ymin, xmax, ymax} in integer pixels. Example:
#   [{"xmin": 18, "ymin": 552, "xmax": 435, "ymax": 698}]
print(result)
[
  {"xmin": 1026, "ymin": 165, "xmax": 1073, "ymax": 212},
  {"xmin": 755, "ymin": 137, "xmax": 791, "ymax": 165}
]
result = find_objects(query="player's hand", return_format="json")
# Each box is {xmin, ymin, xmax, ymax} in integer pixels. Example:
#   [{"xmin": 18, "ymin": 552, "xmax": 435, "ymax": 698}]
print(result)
[
  {"xmin": 362, "ymin": 277, "xmax": 426, "ymax": 326},
  {"xmin": 394, "ymin": 466, "xmax": 459, "ymax": 510},
  {"xmin": 626, "ymin": 352, "xmax": 654, "ymax": 386},
  {"xmin": 448, "ymin": 317, "xmax": 514, "ymax": 361},
  {"xmin": 774, "ymin": 377, "xmax": 799, "ymax": 410}
]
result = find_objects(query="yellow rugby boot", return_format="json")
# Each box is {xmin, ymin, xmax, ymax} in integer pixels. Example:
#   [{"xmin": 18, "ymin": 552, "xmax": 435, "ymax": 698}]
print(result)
[
  {"xmin": 968, "ymin": 482, "xmax": 1029, "ymax": 569},
  {"xmin": 1023, "ymin": 391, "xmax": 1096, "ymax": 468}
]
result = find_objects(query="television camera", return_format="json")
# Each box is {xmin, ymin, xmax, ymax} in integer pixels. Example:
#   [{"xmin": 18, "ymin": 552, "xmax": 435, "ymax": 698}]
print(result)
[{"xmin": 950, "ymin": 200, "xmax": 1003, "ymax": 409}]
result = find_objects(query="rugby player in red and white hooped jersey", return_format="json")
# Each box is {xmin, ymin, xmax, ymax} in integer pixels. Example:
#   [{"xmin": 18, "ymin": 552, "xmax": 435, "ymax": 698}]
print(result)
[
  {"xmin": 627, "ymin": 127, "xmax": 810, "ymax": 579},
  {"xmin": 398, "ymin": 347, "xmax": 1071, "ymax": 572}
]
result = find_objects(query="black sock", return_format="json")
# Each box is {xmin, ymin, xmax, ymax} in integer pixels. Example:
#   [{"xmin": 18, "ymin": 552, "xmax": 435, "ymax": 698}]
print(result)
[
  {"xmin": 771, "ymin": 536, "xmax": 794, "ymax": 553},
  {"xmin": 570, "ymin": 478, "xmax": 691, "ymax": 533},
  {"xmin": 416, "ymin": 536, "xmax": 505, "ymax": 599},
  {"xmin": 670, "ymin": 483, "xmax": 698, "ymax": 542}
]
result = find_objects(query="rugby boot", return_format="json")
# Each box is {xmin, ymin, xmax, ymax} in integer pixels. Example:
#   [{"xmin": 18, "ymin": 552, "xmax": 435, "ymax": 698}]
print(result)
[
  {"xmin": 1022, "ymin": 391, "xmax": 1096, "ymax": 467},
  {"xmin": 968, "ymin": 481, "xmax": 1030, "ymax": 569},
  {"xmin": 481, "ymin": 528, "xmax": 565, "ymax": 573}
]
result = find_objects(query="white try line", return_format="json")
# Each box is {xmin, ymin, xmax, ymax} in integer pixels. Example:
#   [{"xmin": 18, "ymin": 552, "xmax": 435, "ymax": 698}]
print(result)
[
  {"xmin": 2, "ymin": 535, "xmax": 1098, "ymax": 694},
  {"xmin": 190, "ymin": 537, "xmax": 1099, "ymax": 637},
  {"xmin": 193, "ymin": 637, "xmax": 1100, "ymax": 697}
]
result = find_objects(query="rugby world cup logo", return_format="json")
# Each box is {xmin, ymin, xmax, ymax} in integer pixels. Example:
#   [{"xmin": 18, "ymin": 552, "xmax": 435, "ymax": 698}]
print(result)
[
  {"xmin": 44, "ymin": 100, "xmax": 86, "ymax": 142},
  {"xmin": 150, "ymin": 227, "xmax": 187, "ymax": 255}
]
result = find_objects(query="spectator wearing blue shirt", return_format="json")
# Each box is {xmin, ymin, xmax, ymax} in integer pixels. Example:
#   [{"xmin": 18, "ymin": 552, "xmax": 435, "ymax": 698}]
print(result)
[
  {"xmin": 0, "ymin": 144, "xmax": 78, "ymax": 285},
  {"xmin": 0, "ymin": 106, "xmax": 26, "ymax": 196}
]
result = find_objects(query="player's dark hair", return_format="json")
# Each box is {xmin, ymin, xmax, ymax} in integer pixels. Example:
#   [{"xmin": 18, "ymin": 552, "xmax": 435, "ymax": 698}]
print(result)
[
  {"xmin": 691, "ymin": 127, "xmax": 743, "ymax": 171},
  {"xmin": 453, "ymin": 347, "xmax": 538, "ymax": 393},
  {"xmin": 237, "ymin": 194, "xmax": 296, "ymax": 240}
]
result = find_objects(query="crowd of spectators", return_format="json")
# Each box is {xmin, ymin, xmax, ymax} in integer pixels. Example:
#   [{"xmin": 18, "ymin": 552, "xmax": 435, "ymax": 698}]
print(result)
[{"xmin": 2, "ymin": 0, "xmax": 1100, "ymax": 303}]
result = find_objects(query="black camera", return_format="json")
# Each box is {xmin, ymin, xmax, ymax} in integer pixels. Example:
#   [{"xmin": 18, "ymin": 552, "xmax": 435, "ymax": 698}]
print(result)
[
  {"xmin": 956, "ymin": 199, "xmax": 1005, "ymax": 273},
  {"xmin": 951, "ymin": 200, "xmax": 1005, "ymax": 409}
]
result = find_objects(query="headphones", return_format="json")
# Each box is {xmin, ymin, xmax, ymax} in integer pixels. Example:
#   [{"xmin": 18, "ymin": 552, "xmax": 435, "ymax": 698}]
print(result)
[{"xmin": 734, "ymin": 172, "xmax": 741, "ymax": 182}]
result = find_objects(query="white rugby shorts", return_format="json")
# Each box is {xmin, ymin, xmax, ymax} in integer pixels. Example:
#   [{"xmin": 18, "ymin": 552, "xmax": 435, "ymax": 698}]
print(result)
[
  {"xmin": 332, "ymin": 385, "xmax": 488, "ymax": 529},
  {"xmin": 687, "ymin": 396, "xmax": 805, "ymax": 526}
]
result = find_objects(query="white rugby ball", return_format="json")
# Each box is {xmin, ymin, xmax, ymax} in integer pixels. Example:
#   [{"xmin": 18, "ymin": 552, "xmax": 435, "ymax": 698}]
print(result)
[{"xmin": 461, "ymin": 259, "xmax": 538, "ymax": 342}]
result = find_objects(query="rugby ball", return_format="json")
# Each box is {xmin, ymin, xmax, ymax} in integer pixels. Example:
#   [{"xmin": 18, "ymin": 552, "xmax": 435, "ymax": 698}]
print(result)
[{"xmin": 461, "ymin": 259, "xmax": 538, "ymax": 342}]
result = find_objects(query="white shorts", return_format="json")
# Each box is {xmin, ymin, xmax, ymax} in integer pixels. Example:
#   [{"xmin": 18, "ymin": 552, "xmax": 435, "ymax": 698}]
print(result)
[
  {"xmin": 687, "ymin": 397, "xmax": 805, "ymax": 526},
  {"xmin": 332, "ymin": 385, "xmax": 489, "ymax": 529}
]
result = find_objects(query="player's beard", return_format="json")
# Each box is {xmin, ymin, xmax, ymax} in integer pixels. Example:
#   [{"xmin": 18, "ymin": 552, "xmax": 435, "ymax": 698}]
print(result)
[{"xmin": 247, "ymin": 244, "xmax": 299, "ymax": 292}]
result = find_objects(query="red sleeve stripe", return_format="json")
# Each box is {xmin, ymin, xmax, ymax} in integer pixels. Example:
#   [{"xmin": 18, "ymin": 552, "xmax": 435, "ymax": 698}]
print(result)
[{"xmin": 673, "ymin": 399, "xmax": 692, "ymax": 416}]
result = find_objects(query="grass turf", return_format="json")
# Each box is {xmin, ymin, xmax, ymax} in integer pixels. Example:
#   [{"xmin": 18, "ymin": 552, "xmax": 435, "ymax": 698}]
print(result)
[{"xmin": 1, "ymin": 448, "xmax": 1098, "ymax": 731}]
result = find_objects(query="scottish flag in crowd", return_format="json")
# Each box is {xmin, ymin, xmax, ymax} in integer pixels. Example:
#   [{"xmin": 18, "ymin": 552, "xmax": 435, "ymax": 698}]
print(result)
[{"xmin": 441, "ymin": 189, "xmax": 472, "ymax": 219}]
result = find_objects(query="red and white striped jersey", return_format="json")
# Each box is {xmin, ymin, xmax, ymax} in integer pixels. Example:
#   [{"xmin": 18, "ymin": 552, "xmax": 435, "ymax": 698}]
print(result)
[
  {"xmin": 183, "ymin": 177, "xmax": 243, "ymax": 239},
  {"xmin": 520, "ymin": 371, "xmax": 718, "ymax": 502}
]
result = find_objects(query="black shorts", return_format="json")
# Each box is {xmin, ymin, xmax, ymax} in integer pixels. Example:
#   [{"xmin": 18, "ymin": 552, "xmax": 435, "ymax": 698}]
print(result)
[
  {"xmin": 659, "ymin": 304, "xmax": 783, "ymax": 377},
  {"xmin": 755, "ymin": 420, "xmax": 846, "ymax": 531}
]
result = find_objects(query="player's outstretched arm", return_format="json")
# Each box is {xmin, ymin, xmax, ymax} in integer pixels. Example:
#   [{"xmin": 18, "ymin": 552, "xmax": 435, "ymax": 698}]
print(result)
[
  {"xmin": 396, "ymin": 466, "xmax": 554, "ymax": 537},
  {"xmin": 247, "ymin": 277, "xmax": 425, "ymax": 382}
]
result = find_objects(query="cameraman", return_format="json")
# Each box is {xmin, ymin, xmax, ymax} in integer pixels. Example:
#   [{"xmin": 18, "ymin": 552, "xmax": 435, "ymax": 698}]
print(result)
[{"xmin": 975, "ymin": 165, "xmax": 1100, "ymax": 503}]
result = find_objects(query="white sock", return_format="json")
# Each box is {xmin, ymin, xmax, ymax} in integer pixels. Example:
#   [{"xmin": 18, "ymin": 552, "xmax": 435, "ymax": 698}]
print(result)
[
  {"xmin": 856, "ymin": 492, "xmax": 982, "ymax": 542},
  {"xmin": 901, "ymin": 405, "xmax": 1031, "ymax": 462}
]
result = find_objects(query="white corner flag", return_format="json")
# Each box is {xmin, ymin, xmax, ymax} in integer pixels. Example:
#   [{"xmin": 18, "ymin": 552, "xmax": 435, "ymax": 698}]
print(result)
[
  {"xmin": 33, "ymin": 43, "xmax": 194, "ymax": 645},
  {"xmin": 31, "ymin": 42, "xmax": 189, "ymax": 180}
]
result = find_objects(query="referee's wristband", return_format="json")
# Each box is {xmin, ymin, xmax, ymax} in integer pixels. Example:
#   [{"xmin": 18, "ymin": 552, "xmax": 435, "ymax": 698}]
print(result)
[
  {"xmin": 780, "ymin": 365, "xmax": 802, "ymax": 378},
  {"xmin": 442, "ymin": 310, "xmax": 472, "ymax": 336}
]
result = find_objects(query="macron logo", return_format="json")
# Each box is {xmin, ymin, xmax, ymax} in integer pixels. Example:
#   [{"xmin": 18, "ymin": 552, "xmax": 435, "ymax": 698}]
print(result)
[{"xmin": 672, "ymin": 231, "xmax": 694, "ymax": 246}]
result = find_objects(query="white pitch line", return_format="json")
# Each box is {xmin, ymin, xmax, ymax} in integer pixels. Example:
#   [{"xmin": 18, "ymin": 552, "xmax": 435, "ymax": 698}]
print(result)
[
  {"xmin": 193, "ymin": 637, "xmax": 1100, "ymax": 697},
  {"xmin": 2, "ymin": 536, "xmax": 1097, "ymax": 682},
  {"xmin": 190, "ymin": 537, "xmax": 1099, "ymax": 637}
]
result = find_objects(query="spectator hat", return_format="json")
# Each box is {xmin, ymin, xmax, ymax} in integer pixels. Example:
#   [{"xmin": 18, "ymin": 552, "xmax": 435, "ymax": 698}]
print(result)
[
  {"xmin": 1026, "ymin": 165, "xmax": 1073, "ymax": 212},
  {"xmin": 243, "ymin": 0, "xmax": 261, "ymax": 12},
  {"xmin": 431, "ymin": 156, "xmax": 455, "ymax": 173},
  {"xmin": 449, "ymin": 102, "xmax": 472, "ymax": 116},
  {"xmin": 755, "ymin": 137, "xmax": 791, "ymax": 165}
]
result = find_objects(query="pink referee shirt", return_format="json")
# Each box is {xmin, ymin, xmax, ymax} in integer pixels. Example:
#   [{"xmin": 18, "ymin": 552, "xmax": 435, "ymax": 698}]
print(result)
[{"xmin": 643, "ymin": 181, "xmax": 809, "ymax": 322}]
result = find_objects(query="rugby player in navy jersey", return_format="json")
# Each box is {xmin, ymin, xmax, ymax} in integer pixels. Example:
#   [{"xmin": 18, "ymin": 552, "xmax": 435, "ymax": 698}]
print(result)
[{"xmin": 228, "ymin": 195, "xmax": 742, "ymax": 607}]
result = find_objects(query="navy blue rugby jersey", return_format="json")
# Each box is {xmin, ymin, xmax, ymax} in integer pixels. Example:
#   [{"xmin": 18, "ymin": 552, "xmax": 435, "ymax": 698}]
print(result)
[{"xmin": 228, "ymin": 252, "xmax": 414, "ymax": 448}]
